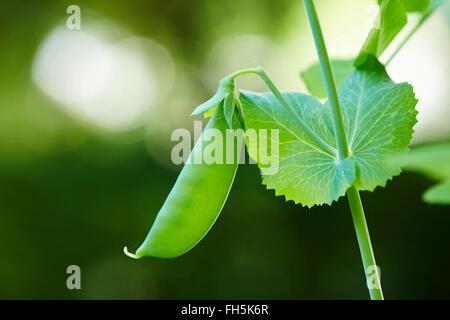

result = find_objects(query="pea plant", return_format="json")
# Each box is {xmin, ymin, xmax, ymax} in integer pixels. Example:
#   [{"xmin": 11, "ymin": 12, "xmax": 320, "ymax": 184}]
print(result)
[{"xmin": 124, "ymin": 0, "xmax": 447, "ymax": 299}]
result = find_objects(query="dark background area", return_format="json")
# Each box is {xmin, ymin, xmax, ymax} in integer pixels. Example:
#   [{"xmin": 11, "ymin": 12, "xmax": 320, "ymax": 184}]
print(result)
[{"xmin": 0, "ymin": 0, "xmax": 448, "ymax": 299}]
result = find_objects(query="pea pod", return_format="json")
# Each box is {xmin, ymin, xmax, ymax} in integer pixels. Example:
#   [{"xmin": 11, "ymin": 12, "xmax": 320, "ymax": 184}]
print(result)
[{"xmin": 125, "ymin": 103, "xmax": 240, "ymax": 258}]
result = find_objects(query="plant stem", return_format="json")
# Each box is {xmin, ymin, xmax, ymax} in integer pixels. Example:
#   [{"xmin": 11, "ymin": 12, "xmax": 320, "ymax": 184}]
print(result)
[
  {"xmin": 303, "ymin": 0, "xmax": 383, "ymax": 300},
  {"xmin": 347, "ymin": 186, "xmax": 384, "ymax": 300},
  {"xmin": 385, "ymin": 8, "xmax": 435, "ymax": 66},
  {"xmin": 303, "ymin": 0, "xmax": 349, "ymax": 160},
  {"xmin": 231, "ymin": 68, "xmax": 259, "ymax": 79},
  {"xmin": 255, "ymin": 65, "xmax": 337, "ymax": 156}
]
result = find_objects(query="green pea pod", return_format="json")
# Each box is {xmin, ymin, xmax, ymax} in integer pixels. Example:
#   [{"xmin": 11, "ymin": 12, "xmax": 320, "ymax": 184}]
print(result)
[{"xmin": 125, "ymin": 103, "xmax": 241, "ymax": 259}]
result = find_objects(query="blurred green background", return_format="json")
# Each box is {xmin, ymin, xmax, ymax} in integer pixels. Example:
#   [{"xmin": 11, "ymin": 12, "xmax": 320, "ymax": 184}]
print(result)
[{"xmin": 0, "ymin": 0, "xmax": 449, "ymax": 299}]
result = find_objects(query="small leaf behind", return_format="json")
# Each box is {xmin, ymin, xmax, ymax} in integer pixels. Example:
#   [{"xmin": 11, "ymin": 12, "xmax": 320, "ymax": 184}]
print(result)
[
  {"xmin": 394, "ymin": 143, "xmax": 450, "ymax": 205},
  {"xmin": 401, "ymin": 143, "xmax": 450, "ymax": 180},
  {"xmin": 378, "ymin": 0, "xmax": 431, "ymax": 12},
  {"xmin": 301, "ymin": 59, "xmax": 354, "ymax": 99},
  {"xmin": 423, "ymin": 180, "xmax": 450, "ymax": 204},
  {"xmin": 355, "ymin": 0, "xmax": 407, "ymax": 67}
]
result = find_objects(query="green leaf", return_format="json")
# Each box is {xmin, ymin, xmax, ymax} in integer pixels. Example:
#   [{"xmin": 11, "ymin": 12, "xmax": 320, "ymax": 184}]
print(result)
[
  {"xmin": 339, "ymin": 57, "xmax": 417, "ymax": 191},
  {"xmin": 402, "ymin": 0, "xmax": 431, "ymax": 12},
  {"xmin": 423, "ymin": 180, "xmax": 450, "ymax": 204},
  {"xmin": 203, "ymin": 106, "xmax": 217, "ymax": 118},
  {"xmin": 300, "ymin": 59, "xmax": 354, "ymax": 99},
  {"xmin": 378, "ymin": 0, "xmax": 431, "ymax": 12},
  {"xmin": 405, "ymin": 0, "xmax": 432, "ymax": 11},
  {"xmin": 428, "ymin": 0, "xmax": 447, "ymax": 12},
  {"xmin": 355, "ymin": 0, "xmax": 407, "ymax": 67},
  {"xmin": 223, "ymin": 93, "xmax": 235, "ymax": 129},
  {"xmin": 240, "ymin": 90, "xmax": 355, "ymax": 207},
  {"xmin": 395, "ymin": 143, "xmax": 450, "ymax": 205},
  {"xmin": 401, "ymin": 143, "xmax": 450, "ymax": 180},
  {"xmin": 240, "ymin": 57, "xmax": 417, "ymax": 207}
]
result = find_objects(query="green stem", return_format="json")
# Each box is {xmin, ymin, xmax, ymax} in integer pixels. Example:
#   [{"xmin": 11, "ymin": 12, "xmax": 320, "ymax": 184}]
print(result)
[
  {"xmin": 255, "ymin": 64, "xmax": 337, "ymax": 157},
  {"xmin": 303, "ymin": 0, "xmax": 384, "ymax": 300},
  {"xmin": 385, "ymin": 8, "xmax": 435, "ymax": 66},
  {"xmin": 303, "ymin": 0, "xmax": 348, "ymax": 160},
  {"xmin": 230, "ymin": 68, "xmax": 259, "ymax": 79},
  {"xmin": 347, "ymin": 186, "xmax": 384, "ymax": 300}
]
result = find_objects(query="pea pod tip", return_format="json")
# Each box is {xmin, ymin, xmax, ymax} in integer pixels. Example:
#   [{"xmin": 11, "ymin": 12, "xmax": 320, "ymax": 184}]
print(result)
[{"xmin": 123, "ymin": 246, "xmax": 140, "ymax": 259}]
